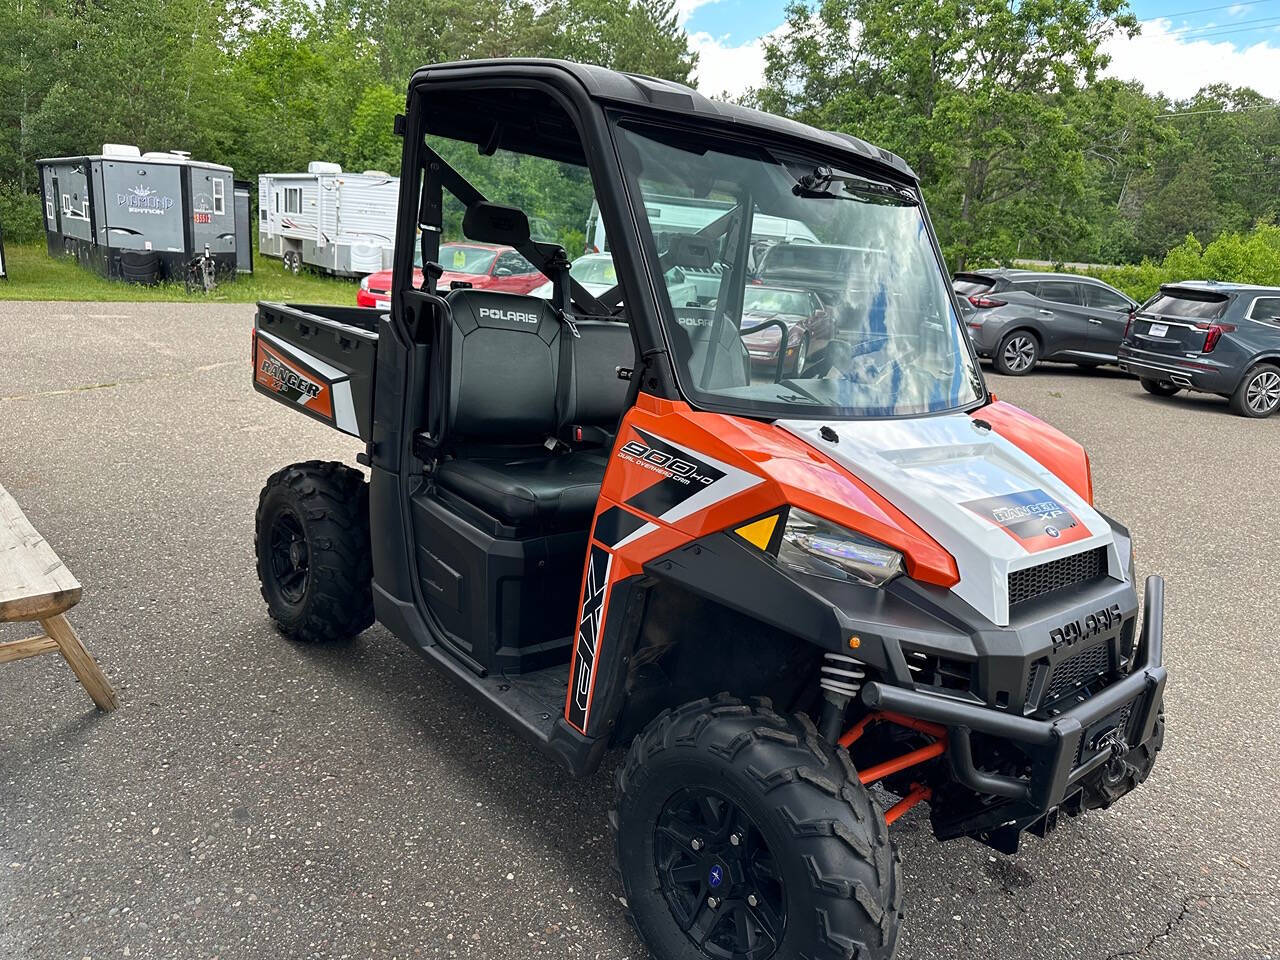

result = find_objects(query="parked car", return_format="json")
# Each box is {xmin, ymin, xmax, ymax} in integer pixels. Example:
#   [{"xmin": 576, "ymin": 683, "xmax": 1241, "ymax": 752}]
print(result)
[
  {"xmin": 953, "ymin": 269, "xmax": 1137, "ymax": 376},
  {"xmin": 529, "ymin": 252, "xmax": 699, "ymax": 306},
  {"xmin": 357, "ymin": 242, "xmax": 545, "ymax": 307},
  {"xmin": 739, "ymin": 285, "xmax": 834, "ymax": 376},
  {"xmin": 757, "ymin": 243, "xmax": 884, "ymax": 325},
  {"xmin": 1118, "ymin": 281, "xmax": 1280, "ymax": 418}
]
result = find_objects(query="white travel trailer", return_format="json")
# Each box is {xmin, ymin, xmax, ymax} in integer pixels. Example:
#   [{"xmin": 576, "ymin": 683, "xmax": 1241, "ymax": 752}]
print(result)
[{"xmin": 258, "ymin": 163, "xmax": 399, "ymax": 277}]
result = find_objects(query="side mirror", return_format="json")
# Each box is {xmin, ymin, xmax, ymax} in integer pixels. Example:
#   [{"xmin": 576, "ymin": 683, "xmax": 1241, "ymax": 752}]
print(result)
[{"xmin": 494, "ymin": 266, "xmax": 514, "ymax": 277}]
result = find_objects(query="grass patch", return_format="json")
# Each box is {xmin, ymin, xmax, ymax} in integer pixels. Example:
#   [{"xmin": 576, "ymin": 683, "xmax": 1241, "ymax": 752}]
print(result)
[{"xmin": 0, "ymin": 243, "xmax": 358, "ymax": 304}]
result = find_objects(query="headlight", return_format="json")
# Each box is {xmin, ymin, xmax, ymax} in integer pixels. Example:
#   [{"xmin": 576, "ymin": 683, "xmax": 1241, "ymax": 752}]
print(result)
[
  {"xmin": 777, "ymin": 508, "xmax": 904, "ymax": 587},
  {"xmin": 359, "ymin": 275, "xmax": 370, "ymax": 291}
]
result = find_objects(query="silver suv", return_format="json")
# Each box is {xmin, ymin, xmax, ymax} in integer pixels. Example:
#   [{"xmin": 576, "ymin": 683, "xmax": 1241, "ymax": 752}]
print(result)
[{"xmin": 954, "ymin": 269, "xmax": 1138, "ymax": 375}]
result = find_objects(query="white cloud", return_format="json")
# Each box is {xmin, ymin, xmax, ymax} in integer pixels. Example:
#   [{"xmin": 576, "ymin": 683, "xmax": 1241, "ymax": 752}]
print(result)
[
  {"xmin": 675, "ymin": 0, "xmax": 724, "ymax": 27},
  {"xmin": 688, "ymin": 30, "xmax": 769, "ymax": 99},
  {"xmin": 1227, "ymin": 4, "xmax": 1248, "ymax": 16},
  {"xmin": 1104, "ymin": 18, "xmax": 1280, "ymax": 99}
]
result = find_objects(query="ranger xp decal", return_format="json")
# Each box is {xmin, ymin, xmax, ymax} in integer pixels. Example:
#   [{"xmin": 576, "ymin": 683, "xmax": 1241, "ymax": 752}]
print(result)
[
  {"xmin": 620, "ymin": 428, "xmax": 763, "ymax": 525},
  {"xmin": 961, "ymin": 488, "xmax": 1090, "ymax": 552},
  {"xmin": 566, "ymin": 545, "xmax": 612, "ymax": 733},
  {"xmin": 254, "ymin": 330, "xmax": 361, "ymax": 437}
]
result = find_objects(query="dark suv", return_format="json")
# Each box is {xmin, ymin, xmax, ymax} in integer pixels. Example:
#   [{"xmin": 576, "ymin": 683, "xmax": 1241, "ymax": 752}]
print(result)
[
  {"xmin": 954, "ymin": 269, "xmax": 1138, "ymax": 375},
  {"xmin": 1118, "ymin": 281, "xmax": 1280, "ymax": 418}
]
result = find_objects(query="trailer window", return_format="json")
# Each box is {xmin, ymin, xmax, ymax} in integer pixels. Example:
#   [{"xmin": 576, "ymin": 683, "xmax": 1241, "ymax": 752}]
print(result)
[
  {"xmin": 284, "ymin": 187, "xmax": 302, "ymax": 215},
  {"xmin": 61, "ymin": 194, "xmax": 70, "ymax": 215},
  {"xmin": 213, "ymin": 179, "xmax": 225, "ymax": 215}
]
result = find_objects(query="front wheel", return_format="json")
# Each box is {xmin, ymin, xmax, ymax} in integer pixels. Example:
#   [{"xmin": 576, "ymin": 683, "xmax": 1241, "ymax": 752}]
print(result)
[
  {"xmin": 614, "ymin": 695, "xmax": 902, "ymax": 960},
  {"xmin": 255, "ymin": 461, "xmax": 373, "ymax": 642},
  {"xmin": 1229, "ymin": 363, "xmax": 1280, "ymax": 418},
  {"xmin": 994, "ymin": 330, "xmax": 1039, "ymax": 376},
  {"xmin": 282, "ymin": 249, "xmax": 302, "ymax": 274},
  {"xmin": 1140, "ymin": 377, "xmax": 1182, "ymax": 398},
  {"xmin": 790, "ymin": 335, "xmax": 810, "ymax": 377}
]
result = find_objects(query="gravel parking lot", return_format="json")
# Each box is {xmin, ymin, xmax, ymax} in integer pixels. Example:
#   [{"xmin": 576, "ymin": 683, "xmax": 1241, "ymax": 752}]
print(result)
[{"xmin": 1, "ymin": 301, "xmax": 1277, "ymax": 960}]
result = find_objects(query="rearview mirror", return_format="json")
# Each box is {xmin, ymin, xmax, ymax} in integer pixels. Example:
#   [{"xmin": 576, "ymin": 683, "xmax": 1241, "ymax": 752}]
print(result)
[{"xmin": 666, "ymin": 234, "xmax": 715, "ymax": 270}]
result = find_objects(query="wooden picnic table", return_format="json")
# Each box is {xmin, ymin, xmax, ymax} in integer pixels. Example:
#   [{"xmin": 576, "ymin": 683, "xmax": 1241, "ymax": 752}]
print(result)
[{"xmin": 0, "ymin": 482, "xmax": 117, "ymax": 710}]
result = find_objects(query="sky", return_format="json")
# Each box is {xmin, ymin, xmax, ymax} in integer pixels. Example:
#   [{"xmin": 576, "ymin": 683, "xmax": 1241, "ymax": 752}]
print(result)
[{"xmin": 679, "ymin": 0, "xmax": 1280, "ymax": 101}]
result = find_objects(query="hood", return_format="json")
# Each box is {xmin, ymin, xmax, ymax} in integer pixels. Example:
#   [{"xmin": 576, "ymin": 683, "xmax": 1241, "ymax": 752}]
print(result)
[{"xmin": 780, "ymin": 413, "xmax": 1117, "ymax": 626}]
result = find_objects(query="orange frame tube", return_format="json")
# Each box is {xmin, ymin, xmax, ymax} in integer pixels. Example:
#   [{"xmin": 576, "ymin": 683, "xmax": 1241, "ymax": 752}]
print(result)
[{"xmin": 839, "ymin": 711, "xmax": 950, "ymax": 813}]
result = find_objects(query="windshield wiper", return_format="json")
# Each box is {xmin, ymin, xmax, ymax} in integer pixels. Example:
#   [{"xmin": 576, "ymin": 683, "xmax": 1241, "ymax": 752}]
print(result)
[{"xmin": 793, "ymin": 166, "xmax": 919, "ymax": 206}]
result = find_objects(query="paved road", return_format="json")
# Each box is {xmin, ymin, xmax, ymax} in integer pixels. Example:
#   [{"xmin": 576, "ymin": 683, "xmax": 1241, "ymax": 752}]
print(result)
[{"xmin": 1, "ymin": 302, "xmax": 1276, "ymax": 960}]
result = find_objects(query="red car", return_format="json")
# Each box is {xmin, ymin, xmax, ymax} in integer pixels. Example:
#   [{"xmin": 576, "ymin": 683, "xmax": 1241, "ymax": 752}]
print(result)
[
  {"xmin": 357, "ymin": 242, "xmax": 545, "ymax": 307},
  {"xmin": 740, "ymin": 285, "xmax": 834, "ymax": 376}
]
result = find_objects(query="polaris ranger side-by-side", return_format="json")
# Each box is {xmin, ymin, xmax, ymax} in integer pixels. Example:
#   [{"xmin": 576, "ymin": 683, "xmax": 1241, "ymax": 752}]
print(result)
[{"xmin": 250, "ymin": 60, "xmax": 1167, "ymax": 960}]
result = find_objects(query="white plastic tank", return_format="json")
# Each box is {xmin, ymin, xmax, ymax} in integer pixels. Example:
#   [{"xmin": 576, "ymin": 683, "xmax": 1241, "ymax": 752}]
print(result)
[{"xmin": 350, "ymin": 241, "xmax": 384, "ymax": 275}]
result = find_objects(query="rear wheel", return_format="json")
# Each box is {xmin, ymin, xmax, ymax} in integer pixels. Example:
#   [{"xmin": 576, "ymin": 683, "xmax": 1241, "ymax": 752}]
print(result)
[
  {"xmin": 1140, "ymin": 377, "xmax": 1182, "ymax": 398},
  {"xmin": 994, "ymin": 330, "xmax": 1038, "ymax": 376},
  {"xmin": 1229, "ymin": 364, "xmax": 1280, "ymax": 418},
  {"xmin": 614, "ymin": 695, "xmax": 901, "ymax": 960},
  {"xmin": 255, "ymin": 461, "xmax": 373, "ymax": 642},
  {"xmin": 282, "ymin": 249, "xmax": 302, "ymax": 274}
]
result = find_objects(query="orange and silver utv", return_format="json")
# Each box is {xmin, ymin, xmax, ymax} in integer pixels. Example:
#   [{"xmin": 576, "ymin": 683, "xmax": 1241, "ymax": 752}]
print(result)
[{"xmin": 250, "ymin": 59, "xmax": 1167, "ymax": 960}]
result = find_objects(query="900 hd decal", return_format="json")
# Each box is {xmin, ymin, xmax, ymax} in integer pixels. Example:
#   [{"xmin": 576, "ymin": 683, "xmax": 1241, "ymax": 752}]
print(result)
[
  {"xmin": 620, "ymin": 428, "xmax": 763, "ymax": 525},
  {"xmin": 253, "ymin": 329, "xmax": 360, "ymax": 437},
  {"xmin": 961, "ymin": 488, "xmax": 1090, "ymax": 552},
  {"xmin": 567, "ymin": 545, "xmax": 612, "ymax": 733}
]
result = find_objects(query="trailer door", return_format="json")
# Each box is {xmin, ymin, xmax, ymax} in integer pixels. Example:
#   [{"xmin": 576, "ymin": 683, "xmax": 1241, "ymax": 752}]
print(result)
[{"xmin": 234, "ymin": 182, "xmax": 252, "ymax": 273}]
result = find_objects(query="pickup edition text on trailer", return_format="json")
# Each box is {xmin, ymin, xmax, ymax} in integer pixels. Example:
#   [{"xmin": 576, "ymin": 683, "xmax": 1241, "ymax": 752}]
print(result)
[{"xmin": 258, "ymin": 163, "xmax": 400, "ymax": 277}]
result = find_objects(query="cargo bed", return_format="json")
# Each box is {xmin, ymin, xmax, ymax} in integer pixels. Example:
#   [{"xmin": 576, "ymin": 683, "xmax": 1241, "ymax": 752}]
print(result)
[{"xmin": 252, "ymin": 302, "xmax": 380, "ymax": 440}]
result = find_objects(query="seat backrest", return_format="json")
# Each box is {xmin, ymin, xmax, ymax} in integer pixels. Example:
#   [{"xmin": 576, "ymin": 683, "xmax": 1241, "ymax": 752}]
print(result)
[
  {"xmin": 446, "ymin": 290, "xmax": 561, "ymax": 442},
  {"xmin": 558, "ymin": 320, "xmax": 634, "ymax": 433}
]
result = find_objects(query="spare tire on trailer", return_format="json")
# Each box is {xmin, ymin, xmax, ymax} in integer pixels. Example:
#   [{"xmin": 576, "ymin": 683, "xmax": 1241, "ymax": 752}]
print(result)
[{"xmin": 119, "ymin": 250, "xmax": 161, "ymax": 285}]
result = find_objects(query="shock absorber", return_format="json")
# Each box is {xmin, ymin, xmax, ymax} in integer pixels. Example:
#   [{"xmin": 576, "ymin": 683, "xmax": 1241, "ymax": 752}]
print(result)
[{"xmin": 818, "ymin": 653, "xmax": 866, "ymax": 743}]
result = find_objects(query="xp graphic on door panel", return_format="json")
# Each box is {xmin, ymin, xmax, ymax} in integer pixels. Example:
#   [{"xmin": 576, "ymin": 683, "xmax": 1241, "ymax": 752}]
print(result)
[{"xmin": 249, "ymin": 61, "xmax": 1167, "ymax": 960}]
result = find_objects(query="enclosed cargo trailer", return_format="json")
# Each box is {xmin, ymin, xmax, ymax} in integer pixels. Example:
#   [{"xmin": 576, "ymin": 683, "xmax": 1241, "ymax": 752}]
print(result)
[
  {"xmin": 258, "ymin": 163, "xmax": 399, "ymax": 277},
  {"xmin": 36, "ymin": 144, "xmax": 237, "ymax": 284}
]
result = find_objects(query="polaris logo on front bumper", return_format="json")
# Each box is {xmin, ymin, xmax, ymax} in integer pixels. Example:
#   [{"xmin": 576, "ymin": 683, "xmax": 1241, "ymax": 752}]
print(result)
[
  {"xmin": 479, "ymin": 306, "xmax": 539, "ymax": 325},
  {"xmin": 1050, "ymin": 602, "xmax": 1123, "ymax": 651}
]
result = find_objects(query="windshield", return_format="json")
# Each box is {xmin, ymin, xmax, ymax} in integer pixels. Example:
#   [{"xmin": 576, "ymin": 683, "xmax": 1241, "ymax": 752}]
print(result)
[
  {"xmin": 615, "ymin": 124, "xmax": 983, "ymax": 420},
  {"xmin": 438, "ymin": 244, "xmax": 497, "ymax": 275},
  {"xmin": 1140, "ymin": 290, "xmax": 1229, "ymax": 320},
  {"xmin": 745, "ymin": 287, "xmax": 811, "ymax": 316},
  {"xmin": 573, "ymin": 256, "xmax": 620, "ymax": 286}
]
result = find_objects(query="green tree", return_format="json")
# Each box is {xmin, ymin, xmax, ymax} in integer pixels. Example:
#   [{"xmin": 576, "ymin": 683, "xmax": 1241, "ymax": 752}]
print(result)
[{"xmin": 756, "ymin": 0, "xmax": 1138, "ymax": 267}]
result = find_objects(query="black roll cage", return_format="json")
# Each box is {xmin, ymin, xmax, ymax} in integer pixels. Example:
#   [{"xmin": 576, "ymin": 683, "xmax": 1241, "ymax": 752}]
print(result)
[{"xmin": 388, "ymin": 61, "xmax": 986, "ymax": 418}]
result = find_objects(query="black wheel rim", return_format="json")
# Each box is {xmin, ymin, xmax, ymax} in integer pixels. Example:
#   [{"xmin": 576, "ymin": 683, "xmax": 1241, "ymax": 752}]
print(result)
[
  {"xmin": 654, "ymin": 787, "xmax": 785, "ymax": 960},
  {"xmin": 269, "ymin": 509, "xmax": 310, "ymax": 604}
]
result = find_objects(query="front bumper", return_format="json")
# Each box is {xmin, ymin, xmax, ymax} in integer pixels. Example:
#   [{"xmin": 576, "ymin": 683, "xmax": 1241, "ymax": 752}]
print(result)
[
  {"xmin": 862, "ymin": 575, "xmax": 1166, "ymax": 825},
  {"xmin": 1117, "ymin": 343, "xmax": 1234, "ymax": 393},
  {"xmin": 356, "ymin": 289, "xmax": 389, "ymax": 309}
]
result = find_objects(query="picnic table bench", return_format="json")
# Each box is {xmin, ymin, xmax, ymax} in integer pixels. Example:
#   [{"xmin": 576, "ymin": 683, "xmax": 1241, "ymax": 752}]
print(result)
[{"xmin": 0, "ymin": 482, "xmax": 117, "ymax": 711}]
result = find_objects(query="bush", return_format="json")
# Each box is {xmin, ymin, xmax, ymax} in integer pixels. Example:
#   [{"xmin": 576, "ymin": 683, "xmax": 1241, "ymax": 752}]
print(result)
[
  {"xmin": 1072, "ymin": 221, "xmax": 1280, "ymax": 302},
  {"xmin": 0, "ymin": 186, "xmax": 44, "ymax": 245}
]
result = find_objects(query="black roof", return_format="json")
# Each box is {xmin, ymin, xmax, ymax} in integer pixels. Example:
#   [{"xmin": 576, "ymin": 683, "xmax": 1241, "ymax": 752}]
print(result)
[{"xmin": 410, "ymin": 58, "xmax": 917, "ymax": 182}]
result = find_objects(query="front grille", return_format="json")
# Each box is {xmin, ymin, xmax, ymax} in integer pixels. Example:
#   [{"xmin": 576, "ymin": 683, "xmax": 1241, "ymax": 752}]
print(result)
[
  {"xmin": 1044, "ymin": 640, "xmax": 1112, "ymax": 704},
  {"xmin": 1008, "ymin": 547, "xmax": 1107, "ymax": 608}
]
